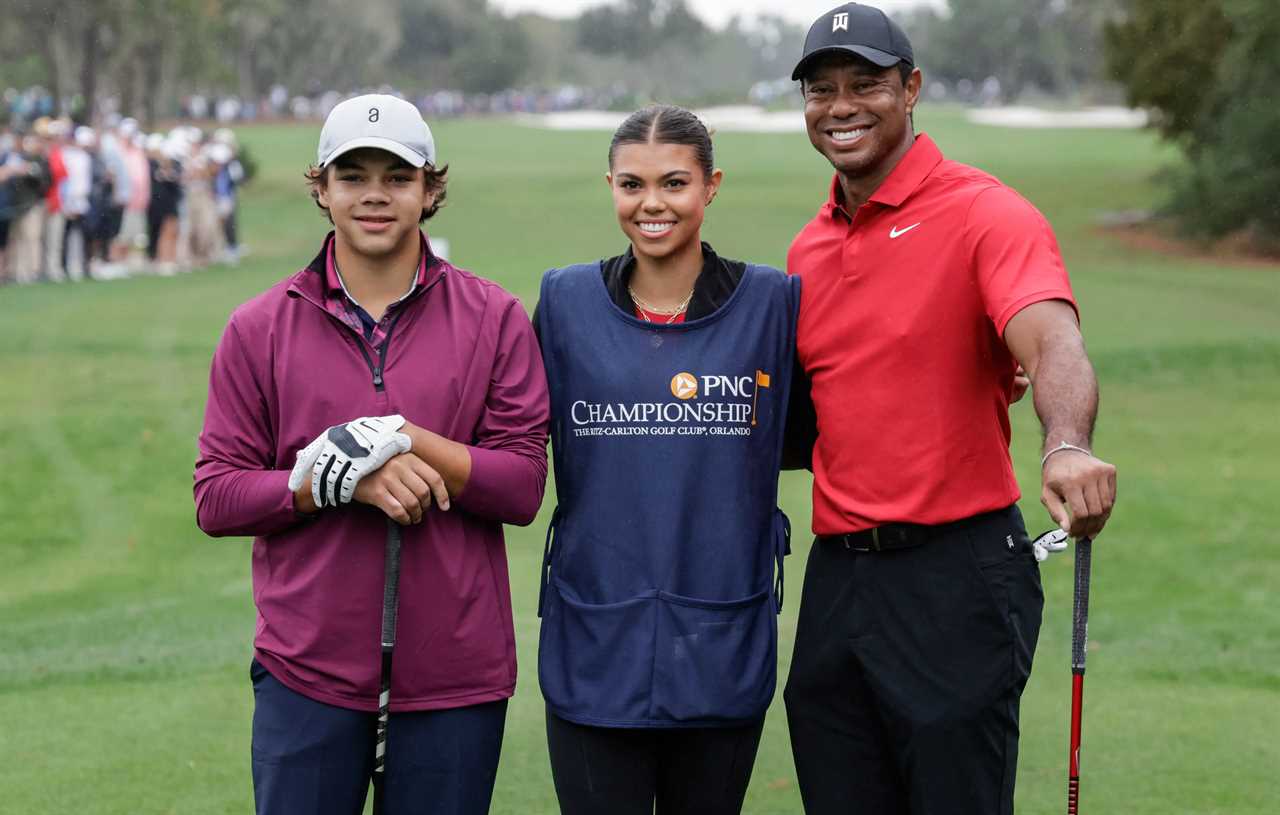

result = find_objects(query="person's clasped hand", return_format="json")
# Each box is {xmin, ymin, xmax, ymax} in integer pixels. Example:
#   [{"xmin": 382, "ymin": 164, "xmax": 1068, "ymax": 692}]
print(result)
[{"xmin": 287, "ymin": 415, "xmax": 412, "ymax": 509}]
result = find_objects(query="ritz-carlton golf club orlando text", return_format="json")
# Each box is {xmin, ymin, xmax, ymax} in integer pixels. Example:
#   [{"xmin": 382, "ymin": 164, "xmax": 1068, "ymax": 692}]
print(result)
[{"xmin": 570, "ymin": 370, "xmax": 772, "ymax": 438}]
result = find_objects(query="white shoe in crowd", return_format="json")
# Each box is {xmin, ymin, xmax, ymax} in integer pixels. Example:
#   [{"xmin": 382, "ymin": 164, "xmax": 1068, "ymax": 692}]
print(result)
[{"xmin": 93, "ymin": 262, "xmax": 129, "ymax": 280}]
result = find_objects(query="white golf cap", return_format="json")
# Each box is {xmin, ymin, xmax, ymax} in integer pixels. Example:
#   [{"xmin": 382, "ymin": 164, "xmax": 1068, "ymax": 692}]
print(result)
[
  {"xmin": 207, "ymin": 142, "xmax": 233, "ymax": 164},
  {"xmin": 317, "ymin": 93, "xmax": 435, "ymax": 169}
]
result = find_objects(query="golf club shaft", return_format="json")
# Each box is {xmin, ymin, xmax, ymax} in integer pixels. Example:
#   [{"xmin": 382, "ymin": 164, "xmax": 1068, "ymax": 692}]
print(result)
[
  {"xmin": 1067, "ymin": 536, "xmax": 1092, "ymax": 815},
  {"xmin": 1068, "ymin": 674, "xmax": 1084, "ymax": 813},
  {"xmin": 372, "ymin": 520, "xmax": 403, "ymax": 815}
]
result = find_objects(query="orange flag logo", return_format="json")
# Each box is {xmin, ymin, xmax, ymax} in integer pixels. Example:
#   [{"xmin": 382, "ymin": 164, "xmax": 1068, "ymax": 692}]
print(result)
[{"xmin": 752, "ymin": 369, "xmax": 771, "ymax": 425}]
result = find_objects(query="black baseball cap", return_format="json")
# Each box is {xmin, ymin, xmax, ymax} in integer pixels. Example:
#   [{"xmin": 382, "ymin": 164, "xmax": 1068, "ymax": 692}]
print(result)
[{"xmin": 791, "ymin": 3, "xmax": 915, "ymax": 81}]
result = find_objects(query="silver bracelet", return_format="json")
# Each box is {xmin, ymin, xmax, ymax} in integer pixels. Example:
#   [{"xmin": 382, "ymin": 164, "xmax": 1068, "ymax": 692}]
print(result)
[{"xmin": 1042, "ymin": 441, "xmax": 1092, "ymax": 468}]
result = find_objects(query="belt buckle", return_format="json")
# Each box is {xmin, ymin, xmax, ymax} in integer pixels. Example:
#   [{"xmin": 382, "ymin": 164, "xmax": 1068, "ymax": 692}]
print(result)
[{"xmin": 845, "ymin": 529, "xmax": 881, "ymax": 552}]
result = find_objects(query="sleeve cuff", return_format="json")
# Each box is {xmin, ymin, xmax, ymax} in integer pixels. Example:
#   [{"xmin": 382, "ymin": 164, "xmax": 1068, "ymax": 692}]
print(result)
[
  {"xmin": 996, "ymin": 290, "xmax": 1078, "ymax": 337},
  {"xmin": 456, "ymin": 445, "xmax": 538, "ymax": 525}
]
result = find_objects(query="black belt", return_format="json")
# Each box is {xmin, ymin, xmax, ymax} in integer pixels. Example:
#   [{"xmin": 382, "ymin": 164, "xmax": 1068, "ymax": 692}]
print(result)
[
  {"xmin": 819, "ymin": 508, "xmax": 1013, "ymax": 553},
  {"xmin": 819, "ymin": 510, "xmax": 997, "ymax": 552},
  {"xmin": 819, "ymin": 523, "xmax": 935, "ymax": 552}
]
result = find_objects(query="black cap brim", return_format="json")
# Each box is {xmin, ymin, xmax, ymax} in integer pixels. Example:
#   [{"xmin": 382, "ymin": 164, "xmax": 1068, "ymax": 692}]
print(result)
[{"xmin": 791, "ymin": 45, "xmax": 904, "ymax": 81}]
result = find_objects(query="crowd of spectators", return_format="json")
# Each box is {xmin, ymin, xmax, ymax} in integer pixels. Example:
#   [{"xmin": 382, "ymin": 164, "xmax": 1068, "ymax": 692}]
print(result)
[
  {"xmin": 0, "ymin": 80, "xmax": 641, "ymax": 287},
  {"xmin": 0, "ymin": 116, "xmax": 244, "ymax": 285}
]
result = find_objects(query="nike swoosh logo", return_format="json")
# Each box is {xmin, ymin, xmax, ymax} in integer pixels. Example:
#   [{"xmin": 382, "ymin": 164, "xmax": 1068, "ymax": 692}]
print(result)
[{"xmin": 889, "ymin": 223, "xmax": 921, "ymax": 238}]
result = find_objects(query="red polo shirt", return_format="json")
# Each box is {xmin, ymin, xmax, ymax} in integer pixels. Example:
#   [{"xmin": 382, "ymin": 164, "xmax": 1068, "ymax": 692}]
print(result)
[{"xmin": 788, "ymin": 134, "xmax": 1075, "ymax": 535}]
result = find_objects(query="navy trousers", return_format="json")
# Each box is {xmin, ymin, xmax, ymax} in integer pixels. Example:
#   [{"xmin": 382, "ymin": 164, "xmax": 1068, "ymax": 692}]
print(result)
[{"xmin": 250, "ymin": 660, "xmax": 507, "ymax": 815}]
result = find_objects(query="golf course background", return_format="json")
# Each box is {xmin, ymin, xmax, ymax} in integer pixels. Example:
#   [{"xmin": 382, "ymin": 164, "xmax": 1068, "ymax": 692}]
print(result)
[{"xmin": 2, "ymin": 108, "xmax": 1277, "ymax": 813}]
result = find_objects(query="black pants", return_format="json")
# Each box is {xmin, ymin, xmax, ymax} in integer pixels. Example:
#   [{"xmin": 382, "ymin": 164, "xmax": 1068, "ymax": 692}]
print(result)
[
  {"xmin": 223, "ymin": 204, "xmax": 238, "ymax": 249},
  {"xmin": 546, "ymin": 709, "xmax": 764, "ymax": 815},
  {"xmin": 62, "ymin": 214, "xmax": 88, "ymax": 275},
  {"xmin": 146, "ymin": 207, "xmax": 171, "ymax": 260},
  {"xmin": 93, "ymin": 205, "xmax": 123, "ymax": 259},
  {"xmin": 784, "ymin": 505, "xmax": 1044, "ymax": 815}
]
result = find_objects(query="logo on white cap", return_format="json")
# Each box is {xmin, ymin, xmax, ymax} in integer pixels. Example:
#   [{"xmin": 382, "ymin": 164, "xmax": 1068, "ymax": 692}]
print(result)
[
  {"xmin": 833, "ymin": 12, "xmax": 849, "ymax": 32},
  {"xmin": 317, "ymin": 93, "xmax": 436, "ymax": 169}
]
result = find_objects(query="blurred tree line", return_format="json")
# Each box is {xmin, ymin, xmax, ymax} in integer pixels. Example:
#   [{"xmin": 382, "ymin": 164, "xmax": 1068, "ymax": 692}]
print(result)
[
  {"xmin": 1106, "ymin": 0, "xmax": 1280, "ymax": 251},
  {"xmin": 0, "ymin": 0, "xmax": 801, "ymax": 117},
  {"xmin": 900, "ymin": 0, "xmax": 1125, "ymax": 102},
  {"xmin": 0, "ymin": 0, "xmax": 1141, "ymax": 122},
  {"xmin": 6, "ymin": 0, "xmax": 1267, "ymax": 248}
]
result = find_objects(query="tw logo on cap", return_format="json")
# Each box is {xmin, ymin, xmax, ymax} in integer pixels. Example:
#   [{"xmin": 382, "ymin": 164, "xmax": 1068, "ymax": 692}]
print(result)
[{"xmin": 833, "ymin": 12, "xmax": 849, "ymax": 32}]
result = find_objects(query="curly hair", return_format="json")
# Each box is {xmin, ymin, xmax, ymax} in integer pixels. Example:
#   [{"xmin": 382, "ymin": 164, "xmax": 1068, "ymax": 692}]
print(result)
[{"xmin": 303, "ymin": 161, "xmax": 449, "ymax": 223}]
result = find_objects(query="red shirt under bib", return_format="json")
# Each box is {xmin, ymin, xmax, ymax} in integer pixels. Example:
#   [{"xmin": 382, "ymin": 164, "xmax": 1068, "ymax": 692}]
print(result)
[
  {"xmin": 787, "ymin": 134, "xmax": 1076, "ymax": 534},
  {"xmin": 635, "ymin": 307, "xmax": 687, "ymax": 324}
]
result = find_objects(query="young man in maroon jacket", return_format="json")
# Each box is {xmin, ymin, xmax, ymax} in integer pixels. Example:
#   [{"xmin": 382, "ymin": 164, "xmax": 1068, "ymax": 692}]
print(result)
[{"xmin": 194, "ymin": 94, "xmax": 550, "ymax": 815}]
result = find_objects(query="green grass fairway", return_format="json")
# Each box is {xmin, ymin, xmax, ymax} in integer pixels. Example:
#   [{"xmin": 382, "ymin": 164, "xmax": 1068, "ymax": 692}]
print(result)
[{"xmin": 2, "ymin": 108, "xmax": 1277, "ymax": 814}]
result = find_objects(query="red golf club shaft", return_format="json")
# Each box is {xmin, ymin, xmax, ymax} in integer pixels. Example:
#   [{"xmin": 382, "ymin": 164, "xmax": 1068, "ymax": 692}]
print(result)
[{"xmin": 1067, "ymin": 673, "xmax": 1084, "ymax": 814}]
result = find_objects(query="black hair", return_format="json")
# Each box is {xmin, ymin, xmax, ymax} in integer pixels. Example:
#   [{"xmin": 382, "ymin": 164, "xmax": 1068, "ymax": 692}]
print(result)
[
  {"xmin": 799, "ymin": 54, "xmax": 914, "ymax": 90},
  {"xmin": 608, "ymin": 105, "xmax": 714, "ymax": 180},
  {"xmin": 895, "ymin": 61, "xmax": 914, "ymax": 87}
]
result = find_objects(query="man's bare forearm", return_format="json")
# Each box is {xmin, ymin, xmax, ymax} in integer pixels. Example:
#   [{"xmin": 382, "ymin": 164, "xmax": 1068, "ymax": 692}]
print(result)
[
  {"xmin": 1029, "ymin": 331, "xmax": 1098, "ymax": 454},
  {"xmin": 1004, "ymin": 300, "xmax": 1116, "ymax": 538}
]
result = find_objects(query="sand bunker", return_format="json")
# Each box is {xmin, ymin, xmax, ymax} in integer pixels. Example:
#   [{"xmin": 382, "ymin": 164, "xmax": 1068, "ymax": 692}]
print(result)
[
  {"xmin": 520, "ymin": 105, "xmax": 1148, "ymax": 132},
  {"xmin": 967, "ymin": 106, "xmax": 1147, "ymax": 129},
  {"xmin": 520, "ymin": 106, "xmax": 803, "ymax": 133}
]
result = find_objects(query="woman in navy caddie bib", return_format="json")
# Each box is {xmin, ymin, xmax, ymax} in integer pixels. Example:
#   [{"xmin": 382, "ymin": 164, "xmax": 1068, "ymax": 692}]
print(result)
[{"xmin": 533, "ymin": 105, "xmax": 801, "ymax": 815}]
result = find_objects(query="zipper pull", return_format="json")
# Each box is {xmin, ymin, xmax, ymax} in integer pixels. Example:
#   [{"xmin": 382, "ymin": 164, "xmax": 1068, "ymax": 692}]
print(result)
[{"xmin": 372, "ymin": 367, "xmax": 383, "ymax": 388}]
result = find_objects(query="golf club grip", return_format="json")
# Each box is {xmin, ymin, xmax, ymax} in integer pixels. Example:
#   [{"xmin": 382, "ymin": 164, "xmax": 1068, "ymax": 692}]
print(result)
[
  {"xmin": 1071, "ymin": 537, "xmax": 1093, "ymax": 673},
  {"xmin": 1067, "ymin": 776, "xmax": 1080, "ymax": 814},
  {"xmin": 381, "ymin": 522, "xmax": 403, "ymax": 646}
]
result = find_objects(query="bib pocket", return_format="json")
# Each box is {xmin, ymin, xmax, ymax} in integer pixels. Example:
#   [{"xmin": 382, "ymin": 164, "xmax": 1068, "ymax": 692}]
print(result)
[
  {"xmin": 652, "ymin": 588, "xmax": 775, "ymax": 722},
  {"xmin": 538, "ymin": 581, "xmax": 656, "ymax": 724}
]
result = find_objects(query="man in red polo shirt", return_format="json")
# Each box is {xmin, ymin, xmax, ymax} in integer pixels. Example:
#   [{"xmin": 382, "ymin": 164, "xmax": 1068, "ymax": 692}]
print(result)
[{"xmin": 781, "ymin": 4, "xmax": 1117, "ymax": 814}]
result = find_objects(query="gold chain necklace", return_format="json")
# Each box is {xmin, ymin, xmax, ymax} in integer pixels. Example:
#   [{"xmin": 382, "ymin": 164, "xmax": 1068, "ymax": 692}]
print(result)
[{"xmin": 628, "ymin": 285, "xmax": 695, "ymax": 323}]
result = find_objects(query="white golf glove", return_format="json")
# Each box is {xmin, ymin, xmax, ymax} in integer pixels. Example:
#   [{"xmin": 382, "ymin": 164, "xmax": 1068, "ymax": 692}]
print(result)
[
  {"xmin": 1031, "ymin": 528, "xmax": 1070, "ymax": 562},
  {"xmin": 287, "ymin": 415, "xmax": 412, "ymax": 509}
]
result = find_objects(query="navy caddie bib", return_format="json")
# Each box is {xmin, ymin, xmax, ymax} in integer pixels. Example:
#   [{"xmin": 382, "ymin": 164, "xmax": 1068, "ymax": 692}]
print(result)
[{"xmin": 536, "ymin": 260, "xmax": 799, "ymax": 727}]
